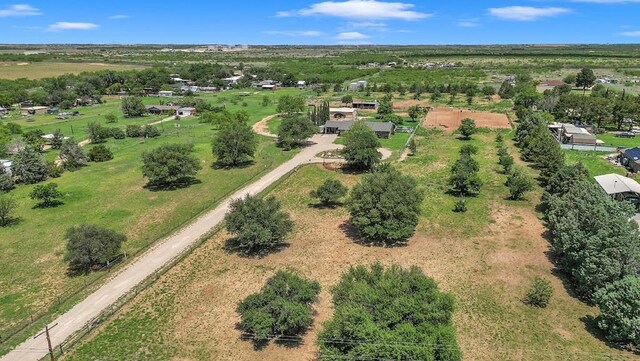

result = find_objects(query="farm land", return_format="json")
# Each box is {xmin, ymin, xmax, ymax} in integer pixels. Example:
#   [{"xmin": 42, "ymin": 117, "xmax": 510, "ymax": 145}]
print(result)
[{"xmin": 1, "ymin": 45, "xmax": 640, "ymax": 360}]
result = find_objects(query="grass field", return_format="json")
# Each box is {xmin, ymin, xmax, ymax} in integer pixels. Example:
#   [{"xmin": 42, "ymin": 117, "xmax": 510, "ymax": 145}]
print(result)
[
  {"xmin": 60, "ymin": 131, "xmax": 635, "ymax": 361},
  {"xmin": 0, "ymin": 62, "xmax": 144, "ymax": 80},
  {"xmin": 564, "ymin": 150, "xmax": 626, "ymax": 177},
  {"xmin": 0, "ymin": 89, "xmax": 311, "ymax": 352},
  {"xmin": 597, "ymin": 133, "xmax": 640, "ymax": 148}
]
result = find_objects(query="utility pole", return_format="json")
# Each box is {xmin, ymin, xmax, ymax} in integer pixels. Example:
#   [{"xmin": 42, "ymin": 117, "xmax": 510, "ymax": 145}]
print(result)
[{"xmin": 34, "ymin": 323, "xmax": 58, "ymax": 361}]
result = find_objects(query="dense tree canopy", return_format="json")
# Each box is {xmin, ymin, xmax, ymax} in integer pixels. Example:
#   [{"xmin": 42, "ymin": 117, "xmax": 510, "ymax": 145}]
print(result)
[
  {"xmin": 212, "ymin": 114, "xmax": 257, "ymax": 166},
  {"xmin": 237, "ymin": 270, "xmax": 320, "ymax": 342},
  {"xmin": 277, "ymin": 113, "xmax": 316, "ymax": 150},
  {"xmin": 141, "ymin": 143, "xmax": 202, "ymax": 187},
  {"xmin": 310, "ymin": 178, "xmax": 348, "ymax": 207},
  {"xmin": 64, "ymin": 224, "xmax": 127, "ymax": 272},
  {"xmin": 342, "ymin": 121, "xmax": 381, "ymax": 171},
  {"xmin": 318, "ymin": 263, "xmax": 461, "ymax": 361},
  {"xmin": 348, "ymin": 166, "xmax": 424, "ymax": 243},
  {"xmin": 12, "ymin": 146, "xmax": 48, "ymax": 184}
]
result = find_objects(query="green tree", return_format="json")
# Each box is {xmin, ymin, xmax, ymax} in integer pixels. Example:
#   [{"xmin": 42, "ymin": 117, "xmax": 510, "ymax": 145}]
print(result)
[
  {"xmin": 30, "ymin": 183, "xmax": 63, "ymax": 207},
  {"xmin": 449, "ymin": 154, "xmax": 481, "ymax": 196},
  {"xmin": 525, "ymin": 277, "xmax": 553, "ymax": 308},
  {"xmin": 576, "ymin": 68, "xmax": 596, "ymax": 94},
  {"xmin": 563, "ymin": 74, "xmax": 576, "ymax": 85},
  {"xmin": 318, "ymin": 263, "xmax": 461, "ymax": 361},
  {"xmin": 22, "ymin": 129, "xmax": 45, "ymax": 151},
  {"xmin": 126, "ymin": 124, "xmax": 143, "ymax": 138},
  {"xmin": 64, "ymin": 224, "xmax": 126, "ymax": 272},
  {"xmin": 499, "ymin": 154, "xmax": 514, "ymax": 173},
  {"xmin": 141, "ymin": 143, "xmax": 202, "ymax": 188},
  {"xmin": 212, "ymin": 117, "xmax": 256, "ymax": 166},
  {"xmin": 341, "ymin": 94, "xmax": 353, "ymax": 105},
  {"xmin": 237, "ymin": 270, "xmax": 320, "ymax": 343},
  {"xmin": 459, "ymin": 144, "xmax": 478, "ymax": 156},
  {"xmin": 407, "ymin": 105, "xmax": 425, "ymax": 122},
  {"xmin": 224, "ymin": 195, "xmax": 293, "ymax": 256},
  {"xmin": 87, "ymin": 121, "xmax": 109, "ymax": 143},
  {"xmin": 88, "ymin": 144, "xmax": 114, "ymax": 162},
  {"xmin": 277, "ymin": 113, "xmax": 316, "ymax": 150},
  {"xmin": 0, "ymin": 194, "xmax": 17, "ymax": 227},
  {"xmin": 348, "ymin": 166, "xmax": 424, "ymax": 243},
  {"xmin": 0, "ymin": 167, "xmax": 14, "ymax": 192},
  {"xmin": 59, "ymin": 138, "xmax": 88, "ymax": 170},
  {"xmin": 457, "ymin": 118, "xmax": 477, "ymax": 140},
  {"xmin": 310, "ymin": 179, "xmax": 348, "ymax": 207},
  {"xmin": 276, "ymin": 94, "xmax": 305, "ymax": 114},
  {"xmin": 121, "ymin": 96, "xmax": 146, "ymax": 117},
  {"xmin": 506, "ymin": 167, "xmax": 535, "ymax": 200},
  {"xmin": 594, "ymin": 276, "xmax": 640, "ymax": 345},
  {"xmin": 50, "ymin": 129, "xmax": 65, "ymax": 149},
  {"xmin": 342, "ymin": 121, "xmax": 381, "ymax": 171},
  {"xmin": 408, "ymin": 137, "xmax": 417, "ymax": 155},
  {"xmin": 498, "ymin": 81, "xmax": 515, "ymax": 99},
  {"xmin": 12, "ymin": 146, "xmax": 48, "ymax": 184},
  {"xmin": 104, "ymin": 112, "xmax": 118, "ymax": 123}
]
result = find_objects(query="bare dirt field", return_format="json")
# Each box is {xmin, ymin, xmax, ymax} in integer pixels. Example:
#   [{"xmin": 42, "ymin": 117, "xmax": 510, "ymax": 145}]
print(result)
[{"xmin": 424, "ymin": 107, "xmax": 511, "ymax": 131}]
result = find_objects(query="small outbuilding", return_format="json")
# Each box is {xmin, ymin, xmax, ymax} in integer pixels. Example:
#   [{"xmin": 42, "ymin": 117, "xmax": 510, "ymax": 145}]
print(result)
[
  {"xmin": 322, "ymin": 120, "xmax": 395, "ymax": 139},
  {"xmin": 177, "ymin": 107, "xmax": 196, "ymax": 117},
  {"xmin": 146, "ymin": 105, "xmax": 179, "ymax": 115},
  {"xmin": 352, "ymin": 101, "xmax": 378, "ymax": 110},
  {"xmin": 329, "ymin": 107, "xmax": 358, "ymax": 121},
  {"xmin": 158, "ymin": 90, "xmax": 174, "ymax": 98},
  {"xmin": 0, "ymin": 159, "xmax": 11, "ymax": 175}
]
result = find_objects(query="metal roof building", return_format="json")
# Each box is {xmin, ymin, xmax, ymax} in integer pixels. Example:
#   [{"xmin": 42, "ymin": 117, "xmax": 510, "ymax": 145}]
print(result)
[{"xmin": 595, "ymin": 174, "xmax": 640, "ymax": 196}]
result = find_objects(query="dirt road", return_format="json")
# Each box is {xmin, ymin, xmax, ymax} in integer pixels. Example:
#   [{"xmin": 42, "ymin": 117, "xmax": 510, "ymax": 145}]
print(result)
[
  {"xmin": 1, "ymin": 134, "xmax": 342, "ymax": 361},
  {"xmin": 252, "ymin": 113, "xmax": 280, "ymax": 138}
]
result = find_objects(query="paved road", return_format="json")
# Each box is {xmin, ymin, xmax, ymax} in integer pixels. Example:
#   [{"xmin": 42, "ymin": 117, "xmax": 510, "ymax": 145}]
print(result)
[{"xmin": 2, "ymin": 134, "xmax": 341, "ymax": 361}]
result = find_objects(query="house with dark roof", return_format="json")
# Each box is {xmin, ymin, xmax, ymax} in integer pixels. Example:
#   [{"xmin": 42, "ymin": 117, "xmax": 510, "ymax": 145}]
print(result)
[
  {"xmin": 322, "ymin": 121, "xmax": 395, "ymax": 139},
  {"xmin": 352, "ymin": 101, "xmax": 378, "ymax": 110},
  {"xmin": 146, "ymin": 105, "xmax": 180, "ymax": 115},
  {"xmin": 621, "ymin": 147, "xmax": 640, "ymax": 173}
]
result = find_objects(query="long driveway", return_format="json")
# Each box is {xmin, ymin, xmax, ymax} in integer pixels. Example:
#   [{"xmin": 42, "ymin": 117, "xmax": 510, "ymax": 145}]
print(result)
[{"xmin": 2, "ymin": 134, "xmax": 342, "ymax": 361}]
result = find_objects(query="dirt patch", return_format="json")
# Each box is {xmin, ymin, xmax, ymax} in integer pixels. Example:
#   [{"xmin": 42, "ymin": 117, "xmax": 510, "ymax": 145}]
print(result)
[
  {"xmin": 252, "ymin": 114, "xmax": 279, "ymax": 138},
  {"xmin": 424, "ymin": 107, "xmax": 510, "ymax": 131},
  {"xmin": 393, "ymin": 99, "xmax": 430, "ymax": 111}
]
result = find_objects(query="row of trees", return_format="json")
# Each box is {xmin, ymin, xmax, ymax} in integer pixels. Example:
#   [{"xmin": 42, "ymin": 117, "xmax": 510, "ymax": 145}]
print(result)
[{"xmin": 513, "ymin": 106, "xmax": 640, "ymax": 346}]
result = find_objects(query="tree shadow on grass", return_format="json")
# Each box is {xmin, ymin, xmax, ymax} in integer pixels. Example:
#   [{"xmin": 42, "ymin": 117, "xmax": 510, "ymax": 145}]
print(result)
[
  {"xmin": 32, "ymin": 200, "xmax": 64, "ymax": 209},
  {"xmin": 580, "ymin": 315, "xmax": 640, "ymax": 356},
  {"xmin": 308, "ymin": 201, "xmax": 344, "ymax": 209},
  {"xmin": 65, "ymin": 253, "xmax": 125, "ymax": 277},
  {"xmin": 339, "ymin": 221, "xmax": 409, "ymax": 248},
  {"xmin": 223, "ymin": 237, "xmax": 290, "ymax": 259},
  {"xmin": 235, "ymin": 325, "xmax": 306, "ymax": 351},
  {"xmin": 0, "ymin": 216, "xmax": 23, "ymax": 227},
  {"xmin": 211, "ymin": 160, "xmax": 255, "ymax": 170},
  {"xmin": 144, "ymin": 177, "xmax": 201, "ymax": 192}
]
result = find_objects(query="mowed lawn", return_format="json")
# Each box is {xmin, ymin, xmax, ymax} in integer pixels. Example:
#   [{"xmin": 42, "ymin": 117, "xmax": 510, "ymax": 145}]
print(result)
[
  {"xmin": 564, "ymin": 150, "xmax": 625, "ymax": 177},
  {"xmin": 0, "ymin": 90, "xmax": 305, "ymax": 351},
  {"xmin": 61, "ymin": 132, "xmax": 634, "ymax": 361},
  {"xmin": 0, "ymin": 62, "xmax": 143, "ymax": 80}
]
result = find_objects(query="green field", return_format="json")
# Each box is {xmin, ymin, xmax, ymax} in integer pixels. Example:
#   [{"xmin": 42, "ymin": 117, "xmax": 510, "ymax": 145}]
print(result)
[
  {"xmin": 564, "ymin": 150, "xmax": 625, "ymax": 177},
  {"xmin": 0, "ymin": 62, "xmax": 144, "ymax": 80},
  {"xmin": 597, "ymin": 132, "xmax": 640, "ymax": 148},
  {"xmin": 0, "ymin": 89, "xmax": 309, "ymax": 352}
]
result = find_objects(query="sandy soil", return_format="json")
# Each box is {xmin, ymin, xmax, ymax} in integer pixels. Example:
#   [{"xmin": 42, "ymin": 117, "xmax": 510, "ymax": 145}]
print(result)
[
  {"xmin": 424, "ymin": 107, "xmax": 511, "ymax": 131},
  {"xmin": 252, "ymin": 114, "xmax": 280, "ymax": 138}
]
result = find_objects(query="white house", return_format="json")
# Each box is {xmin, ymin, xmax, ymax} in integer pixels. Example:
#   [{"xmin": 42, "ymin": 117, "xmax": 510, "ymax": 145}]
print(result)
[
  {"xmin": 349, "ymin": 80, "xmax": 368, "ymax": 91},
  {"xmin": 177, "ymin": 107, "xmax": 196, "ymax": 117},
  {"xmin": 297, "ymin": 80, "xmax": 307, "ymax": 89},
  {"xmin": 223, "ymin": 75, "xmax": 243, "ymax": 84},
  {"xmin": 158, "ymin": 90, "xmax": 174, "ymax": 97}
]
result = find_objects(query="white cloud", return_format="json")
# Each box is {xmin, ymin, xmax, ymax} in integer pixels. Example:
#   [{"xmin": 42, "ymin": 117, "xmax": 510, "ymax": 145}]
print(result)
[
  {"xmin": 347, "ymin": 21, "xmax": 387, "ymax": 28},
  {"xmin": 488, "ymin": 6, "xmax": 571, "ymax": 21},
  {"xmin": 265, "ymin": 30, "xmax": 324, "ymax": 36},
  {"xmin": 108, "ymin": 14, "xmax": 129, "ymax": 19},
  {"xmin": 47, "ymin": 22, "xmax": 99, "ymax": 31},
  {"xmin": 0, "ymin": 4, "xmax": 41, "ymax": 17},
  {"xmin": 458, "ymin": 20, "xmax": 479, "ymax": 27},
  {"xmin": 278, "ymin": 0, "xmax": 431, "ymax": 20},
  {"xmin": 570, "ymin": 0, "xmax": 640, "ymax": 3},
  {"xmin": 335, "ymin": 31, "xmax": 370, "ymax": 40},
  {"xmin": 620, "ymin": 30, "xmax": 640, "ymax": 37}
]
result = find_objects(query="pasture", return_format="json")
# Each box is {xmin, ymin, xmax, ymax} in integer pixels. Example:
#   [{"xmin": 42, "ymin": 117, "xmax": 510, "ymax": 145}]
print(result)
[
  {"xmin": 61, "ymin": 131, "xmax": 634, "ymax": 361},
  {"xmin": 424, "ymin": 107, "xmax": 511, "ymax": 131},
  {"xmin": 0, "ymin": 62, "xmax": 143, "ymax": 80}
]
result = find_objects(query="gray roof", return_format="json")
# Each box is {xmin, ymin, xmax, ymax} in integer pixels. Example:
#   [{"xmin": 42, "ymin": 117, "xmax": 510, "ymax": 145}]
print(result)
[
  {"xmin": 324, "ymin": 120, "xmax": 395, "ymax": 133},
  {"xmin": 595, "ymin": 174, "xmax": 640, "ymax": 195}
]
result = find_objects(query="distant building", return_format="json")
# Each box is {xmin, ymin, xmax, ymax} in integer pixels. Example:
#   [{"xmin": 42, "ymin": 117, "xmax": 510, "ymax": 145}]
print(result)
[
  {"xmin": 20, "ymin": 106, "xmax": 49, "ymax": 116},
  {"xmin": 146, "ymin": 105, "xmax": 179, "ymax": 115},
  {"xmin": 329, "ymin": 107, "xmax": 358, "ymax": 121},
  {"xmin": 352, "ymin": 101, "xmax": 378, "ymax": 110},
  {"xmin": 158, "ymin": 90, "xmax": 174, "ymax": 98},
  {"xmin": 322, "ymin": 121, "xmax": 395, "ymax": 139},
  {"xmin": 177, "ymin": 107, "xmax": 196, "ymax": 117},
  {"xmin": 0, "ymin": 159, "xmax": 12, "ymax": 175},
  {"xmin": 0, "ymin": 107, "xmax": 8, "ymax": 115},
  {"xmin": 349, "ymin": 80, "xmax": 368, "ymax": 91},
  {"xmin": 223, "ymin": 75, "xmax": 243, "ymax": 84},
  {"xmin": 297, "ymin": 80, "xmax": 307, "ymax": 89},
  {"xmin": 621, "ymin": 147, "xmax": 640, "ymax": 173}
]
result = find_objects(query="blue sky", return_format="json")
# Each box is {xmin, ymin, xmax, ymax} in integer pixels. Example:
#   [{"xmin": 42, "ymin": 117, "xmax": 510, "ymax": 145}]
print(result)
[{"xmin": 0, "ymin": 0, "xmax": 639, "ymax": 44}]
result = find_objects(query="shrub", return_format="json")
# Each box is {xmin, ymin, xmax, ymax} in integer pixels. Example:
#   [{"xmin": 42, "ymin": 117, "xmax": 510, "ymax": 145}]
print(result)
[
  {"xmin": 237, "ymin": 271, "xmax": 320, "ymax": 342},
  {"xmin": 310, "ymin": 179, "xmax": 348, "ymax": 206},
  {"xmin": 318, "ymin": 264, "xmax": 461, "ymax": 361},
  {"xmin": 30, "ymin": 183, "xmax": 63, "ymax": 208},
  {"xmin": 454, "ymin": 198, "xmax": 467, "ymax": 213},
  {"xmin": 0, "ymin": 167, "xmax": 14, "ymax": 192},
  {"xmin": 126, "ymin": 124, "xmax": 143, "ymax": 138},
  {"xmin": 525, "ymin": 277, "xmax": 553, "ymax": 308},
  {"xmin": 0, "ymin": 194, "xmax": 17, "ymax": 227},
  {"xmin": 594, "ymin": 276, "xmax": 640, "ymax": 345},
  {"xmin": 121, "ymin": 96, "xmax": 146, "ymax": 117},
  {"xmin": 47, "ymin": 161, "xmax": 64, "ymax": 178},
  {"xmin": 499, "ymin": 154, "xmax": 514, "ymax": 173},
  {"xmin": 64, "ymin": 224, "xmax": 126, "ymax": 272},
  {"xmin": 59, "ymin": 138, "xmax": 88, "ymax": 170},
  {"xmin": 506, "ymin": 167, "xmax": 534, "ymax": 200},
  {"xmin": 109, "ymin": 127, "xmax": 125, "ymax": 139},
  {"xmin": 87, "ymin": 121, "xmax": 110, "ymax": 143},
  {"xmin": 12, "ymin": 147, "xmax": 48, "ymax": 184},
  {"xmin": 459, "ymin": 144, "xmax": 478, "ymax": 156},
  {"xmin": 349, "ymin": 166, "xmax": 423, "ymax": 243},
  {"xmin": 104, "ymin": 113, "xmax": 118, "ymax": 123},
  {"xmin": 449, "ymin": 154, "xmax": 481, "ymax": 196},
  {"xmin": 143, "ymin": 125, "xmax": 160, "ymax": 138},
  {"xmin": 88, "ymin": 145, "xmax": 114, "ymax": 162},
  {"xmin": 225, "ymin": 195, "xmax": 293, "ymax": 256},
  {"xmin": 457, "ymin": 118, "xmax": 477, "ymax": 139}
]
